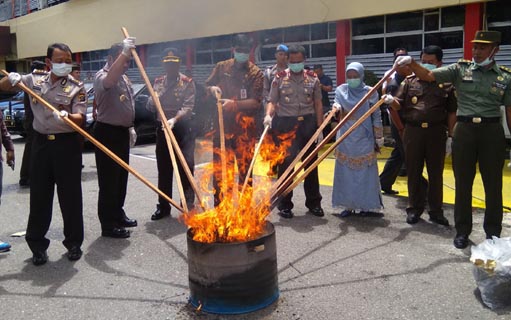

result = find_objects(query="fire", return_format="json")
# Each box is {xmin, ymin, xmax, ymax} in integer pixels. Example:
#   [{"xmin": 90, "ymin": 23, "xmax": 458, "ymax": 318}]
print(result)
[{"xmin": 181, "ymin": 116, "xmax": 295, "ymax": 243}]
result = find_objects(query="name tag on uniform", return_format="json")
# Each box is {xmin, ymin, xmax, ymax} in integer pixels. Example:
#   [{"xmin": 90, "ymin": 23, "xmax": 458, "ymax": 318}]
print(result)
[{"xmin": 240, "ymin": 88, "xmax": 247, "ymax": 100}]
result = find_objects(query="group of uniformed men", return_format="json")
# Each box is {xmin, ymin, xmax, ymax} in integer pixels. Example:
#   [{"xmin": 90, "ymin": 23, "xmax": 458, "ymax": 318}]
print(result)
[{"xmin": 0, "ymin": 29, "xmax": 509, "ymax": 265}]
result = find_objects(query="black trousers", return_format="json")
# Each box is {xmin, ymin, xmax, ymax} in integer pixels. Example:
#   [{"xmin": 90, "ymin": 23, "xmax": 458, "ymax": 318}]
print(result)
[
  {"xmin": 26, "ymin": 132, "xmax": 83, "ymax": 253},
  {"xmin": 156, "ymin": 122, "xmax": 195, "ymax": 212},
  {"xmin": 452, "ymin": 122, "xmax": 505, "ymax": 237},
  {"xmin": 93, "ymin": 122, "xmax": 130, "ymax": 230},
  {"xmin": 379, "ymin": 122, "xmax": 405, "ymax": 190},
  {"xmin": 19, "ymin": 125, "xmax": 34, "ymax": 184},
  {"xmin": 273, "ymin": 115, "xmax": 322, "ymax": 211},
  {"xmin": 403, "ymin": 125, "xmax": 446, "ymax": 216},
  {"xmin": 212, "ymin": 126, "xmax": 256, "ymax": 207}
]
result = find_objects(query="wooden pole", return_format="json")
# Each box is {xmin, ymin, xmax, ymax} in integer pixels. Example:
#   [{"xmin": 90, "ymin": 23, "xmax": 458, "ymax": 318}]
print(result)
[
  {"xmin": 1, "ymin": 69, "xmax": 184, "ymax": 213},
  {"xmin": 216, "ymin": 94, "xmax": 228, "ymax": 198},
  {"xmin": 273, "ymin": 98, "xmax": 386, "ymax": 206},
  {"xmin": 270, "ymin": 65, "xmax": 397, "ymax": 201},
  {"xmin": 270, "ymin": 109, "xmax": 336, "ymax": 195},
  {"xmin": 239, "ymin": 124, "xmax": 270, "ymax": 199},
  {"xmin": 121, "ymin": 27, "xmax": 207, "ymax": 212}
]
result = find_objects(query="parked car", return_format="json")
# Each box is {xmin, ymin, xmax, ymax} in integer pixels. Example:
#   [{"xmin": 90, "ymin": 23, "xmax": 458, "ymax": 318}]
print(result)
[
  {"xmin": 84, "ymin": 83, "xmax": 157, "ymax": 146},
  {"xmin": 0, "ymin": 91, "xmax": 24, "ymax": 112},
  {"xmin": 3, "ymin": 98, "xmax": 26, "ymax": 136}
]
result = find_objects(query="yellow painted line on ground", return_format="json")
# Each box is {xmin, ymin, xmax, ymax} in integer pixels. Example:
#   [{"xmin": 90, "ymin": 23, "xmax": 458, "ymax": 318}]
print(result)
[{"xmin": 254, "ymin": 145, "xmax": 511, "ymax": 210}]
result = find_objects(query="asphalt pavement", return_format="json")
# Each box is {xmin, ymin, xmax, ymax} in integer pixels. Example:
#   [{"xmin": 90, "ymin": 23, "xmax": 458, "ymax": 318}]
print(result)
[{"xmin": 1, "ymin": 136, "xmax": 510, "ymax": 320}]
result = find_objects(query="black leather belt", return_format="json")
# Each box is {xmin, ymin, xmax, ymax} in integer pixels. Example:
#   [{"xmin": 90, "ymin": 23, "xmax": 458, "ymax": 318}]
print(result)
[
  {"xmin": 406, "ymin": 121, "xmax": 443, "ymax": 128},
  {"xmin": 278, "ymin": 114, "xmax": 314, "ymax": 121},
  {"xmin": 456, "ymin": 116, "xmax": 500, "ymax": 124},
  {"xmin": 35, "ymin": 132, "xmax": 76, "ymax": 140}
]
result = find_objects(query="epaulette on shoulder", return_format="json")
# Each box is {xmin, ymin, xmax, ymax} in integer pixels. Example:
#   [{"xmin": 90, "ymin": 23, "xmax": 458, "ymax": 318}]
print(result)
[
  {"xmin": 32, "ymin": 69, "xmax": 48, "ymax": 75},
  {"xmin": 405, "ymin": 74, "xmax": 416, "ymax": 79},
  {"xmin": 275, "ymin": 70, "xmax": 287, "ymax": 79},
  {"xmin": 181, "ymin": 74, "xmax": 192, "ymax": 82},
  {"xmin": 499, "ymin": 65, "xmax": 511, "ymax": 74},
  {"xmin": 154, "ymin": 76, "xmax": 165, "ymax": 83},
  {"xmin": 306, "ymin": 70, "xmax": 316, "ymax": 77},
  {"xmin": 457, "ymin": 59, "xmax": 471, "ymax": 64},
  {"xmin": 69, "ymin": 76, "xmax": 83, "ymax": 86}
]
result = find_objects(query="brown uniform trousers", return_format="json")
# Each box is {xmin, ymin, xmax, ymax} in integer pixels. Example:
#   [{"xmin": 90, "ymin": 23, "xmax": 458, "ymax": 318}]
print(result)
[{"xmin": 397, "ymin": 76, "xmax": 457, "ymax": 217}]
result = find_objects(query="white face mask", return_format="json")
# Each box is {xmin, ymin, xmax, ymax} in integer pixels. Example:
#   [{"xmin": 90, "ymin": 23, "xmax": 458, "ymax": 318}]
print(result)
[
  {"xmin": 51, "ymin": 62, "xmax": 72, "ymax": 77},
  {"xmin": 473, "ymin": 47, "xmax": 496, "ymax": 67}
]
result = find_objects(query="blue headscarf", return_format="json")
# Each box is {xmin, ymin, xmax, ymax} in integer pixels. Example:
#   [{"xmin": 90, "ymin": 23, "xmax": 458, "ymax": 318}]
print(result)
[{"xmin": 335, "ymin": 62, "xmax": 377, "ymax": 110}]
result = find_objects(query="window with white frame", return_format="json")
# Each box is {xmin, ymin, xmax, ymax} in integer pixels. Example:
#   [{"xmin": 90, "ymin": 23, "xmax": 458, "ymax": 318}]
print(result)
[{"xmin": 351, "ymin": 6, "xmax": 465, "ymax": 54}]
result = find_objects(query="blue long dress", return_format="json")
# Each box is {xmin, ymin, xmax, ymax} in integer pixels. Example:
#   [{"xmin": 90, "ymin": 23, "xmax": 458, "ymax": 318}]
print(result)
[{"xmin": 331, "ymin": 64, "xmax": 383, "ymax": 212}]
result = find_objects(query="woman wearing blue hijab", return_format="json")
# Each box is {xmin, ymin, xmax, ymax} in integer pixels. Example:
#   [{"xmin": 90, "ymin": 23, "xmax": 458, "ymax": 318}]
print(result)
[{"xmin": 332, "ymin": 62, "xmax": 384, "ymax": 216}]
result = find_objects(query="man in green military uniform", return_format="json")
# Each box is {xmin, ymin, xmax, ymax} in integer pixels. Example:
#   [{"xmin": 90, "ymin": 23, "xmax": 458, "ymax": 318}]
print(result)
[{"xmin": 395, "ymin": 30, "xmax": 511, "ymax": 249}]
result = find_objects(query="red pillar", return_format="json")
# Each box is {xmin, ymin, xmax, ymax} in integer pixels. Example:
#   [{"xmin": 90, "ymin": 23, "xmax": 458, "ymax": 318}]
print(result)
[
  {"xmin": 336, "ymin": 20, "xmax": 351, "ymax": 85},
  {"xmin": 74, "ymin": 53, "xmax": 81, "ymax": 64},
  {"xmin": 186, "ymin": 42, "xmax": 194, "ymax": 72},
  {"xmin": 464, "ymin": 3, "xmax": 483, "ymax": 60}
]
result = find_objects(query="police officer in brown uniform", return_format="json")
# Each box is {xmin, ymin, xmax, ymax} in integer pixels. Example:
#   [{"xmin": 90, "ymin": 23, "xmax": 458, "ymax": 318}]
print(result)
[
  {"xmin": 396, "ymin": 31, "xmax": 511, "ymax": 249},
  {"xmin": 147, "ymin": 48, "xmax": 196, "ymax": 220},
  {"xmin": 206, "ymin": 34, "xmax": 264, "ymax": 206},
  {"xmin": 0, "ymin": 43, "xmax": 87, "ymax": 265},
  {"xmin": 389, "ymin": 45, "xmax": 457, "ymax": 226},
  {"xmin": 93, "ymin": 39, "xmax": 138, "ymax": 239},
  {"xmin": 265, "ymin": 44, "xmax": 324, "ymax": 219}
]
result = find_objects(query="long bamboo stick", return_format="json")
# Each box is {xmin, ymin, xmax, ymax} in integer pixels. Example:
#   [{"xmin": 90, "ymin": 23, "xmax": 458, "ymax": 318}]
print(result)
[
  {"xmin": 270, "ymin": 108, "xmax": 336, "ymax": 195},
  {"xmin": 215, "ymin": 94, "xmax": 228, "ymax": 198},
  {"xmin": 239, "ymin": 124, "xmax": 270, "ymax": 199},
  {"xmin": 1, "ymin": 69, "xmax": 184, "ymax": 213},
  {"xmin": 273, "ymin": 98, "xmax": 386, "ymax": 206},
  {"xmin": 270, "ymin": 65, "xmax": 397, "ymax": 200},
  {"xmin": 122, "ymin": 27, "xmax": 206, "ymax": 212}
]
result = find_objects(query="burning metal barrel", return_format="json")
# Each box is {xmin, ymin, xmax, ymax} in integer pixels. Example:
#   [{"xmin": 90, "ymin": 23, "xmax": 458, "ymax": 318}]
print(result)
[{"xmin": 187, "ymin": 221, "xmax": 279, "ymax": 314}]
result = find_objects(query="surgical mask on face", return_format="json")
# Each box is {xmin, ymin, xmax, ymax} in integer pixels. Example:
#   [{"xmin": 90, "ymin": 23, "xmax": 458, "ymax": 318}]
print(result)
[
  {"xmin": 421, "ymin": 63, "xmax": 437, "ymax": 71},
  {"xmin": 347, "ymin": 78, "xmax": 361, "ymax": 88},
  {"xmin": 289, "ymin": 62, "xmax": 304, "ymax": 73},
  {"xmin": 51, "ymin": 62, "xmax": 72, "ymax": 77},
  {"xmin": 473, "ymin": 47, "xmax": 496, "ymax": 67},
  {"xmin": 234, "ymin": 51, "xmax": 249, "ymax": 63}
]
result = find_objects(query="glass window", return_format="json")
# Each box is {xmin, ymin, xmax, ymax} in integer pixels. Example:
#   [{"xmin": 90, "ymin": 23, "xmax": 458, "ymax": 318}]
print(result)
[
  {"xmin": 425, "ymin": 31, "xmax": 463, "ymax": 49},
  {"xmin": 195, "ymin": 38, "xmax": 211, "ymax": 51},
  {"xmin": 386, "ymin": 34, "xmax": 422, "ymax": 53},
  {"xmin": 425, "ymin": 13, "xmax": 439, "ymax": 31},
  {"xmin": 195, "ymin": 52, "xmax": 212, "ymax": 64},
  {"xmin": 328, "ymin": 22, "xmax": 337, "ymax": 39},
  {"xmin": 212, "ymin": 35, "xmax": 232, "ymax": 49},
  {"xmin": 284, "ymin": 25, "xmax": 309, "ymax": 42},
  {"xmin": 353, "ymin": 38, "xmax": 383, "ymax": 54},
  {"xmin": 352, "ymin": 16, "xmax": 384, "ymax": 36},
  {"xmin": 311, "ymin": 42, "xmax": 336, "ymax": 58},
  {"xmin": 261, "ymin": 47, "xmax": 276, "ymax": 61},
  {"xmin": 213, "ymin": 50, "xmax": 231, "ymax": 63},
  {"xmin": 311, "ymin": 23, "xmax": 328, "ymax": 41},
  {"xmin": 487, "ymin": 0, "xmax": 511, "ymax": 23},
  {"xmin": 386, "ymin": 12, "xmax": 422, "ymax": 33},
  {"xmin": 261, "ymin": 28, "xmax": 283, "ymax": 45},
  {"xmin": 441, "ymin": 6, "xmax": 464, "ymax": 28}
]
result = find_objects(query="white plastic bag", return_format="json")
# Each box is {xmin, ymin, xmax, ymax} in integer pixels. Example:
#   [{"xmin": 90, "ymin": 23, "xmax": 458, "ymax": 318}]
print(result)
[{"xmin": 470, "ymin": 237, "xmax": 511, "ymax": 309}]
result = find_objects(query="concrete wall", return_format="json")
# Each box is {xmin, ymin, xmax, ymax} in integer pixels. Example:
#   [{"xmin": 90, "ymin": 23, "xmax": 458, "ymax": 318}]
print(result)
[{"xmin": 1, "ymin": 0, "xmax": 487, "ymax": 58}]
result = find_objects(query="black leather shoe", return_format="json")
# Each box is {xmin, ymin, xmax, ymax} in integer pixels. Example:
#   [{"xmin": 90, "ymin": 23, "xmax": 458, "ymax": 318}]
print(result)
[
  {"xmin": 309, "ymin": 207, "xmax": 324, "ymax": 217},
  {"xmin": 406, "ymin": 212, "xmax": 420, "ymax": 224},
  {"xmin": 453, "ymin": 234, "xmax": 469, "ymax": 249},
  {"xmin": 429, "ymin": 215, "xmax": 449, "ymax": 226},
  {"xmin": 278, "ymin": 209, "xmax": 294, "ymax": 219},
  {"xmin": 382, "ymin": 189, "xmax": 399, "ymax": 195},
  {"xmin": 119, "ymin": 216, "xmax": 138, "ymax": 228},
  {"xmin": 32, "ymin": 251, "xmax": 48, "ymax": 266},
  {"xmin": 67, "ymin": 246, "xmax": 82, "ymax": 261},
  {"xmin": 102, "ymin": 227, "xmax": 130, "ymax": 238},
  {"xmin": 151, "ymin": 205, "xmax": 170, "ymax": 221}
]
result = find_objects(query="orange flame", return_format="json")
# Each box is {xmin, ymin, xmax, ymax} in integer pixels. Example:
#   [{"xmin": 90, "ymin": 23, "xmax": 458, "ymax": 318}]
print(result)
[{"xmin": 181, "ymin": 116, "xmax": 295, "ymax": 243}]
